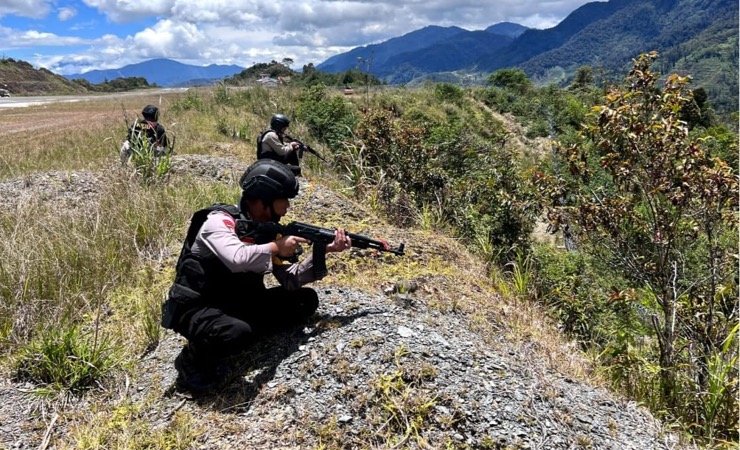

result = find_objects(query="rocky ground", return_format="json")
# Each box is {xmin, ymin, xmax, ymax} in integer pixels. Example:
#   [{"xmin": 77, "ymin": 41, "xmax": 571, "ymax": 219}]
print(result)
[
  {"xmin": 0, "ymin": 155, "xmax": 691, "ymax": 449},
  {"xmin": 0, "ymin": 288, "xmax": 685, "ymax": 449}
]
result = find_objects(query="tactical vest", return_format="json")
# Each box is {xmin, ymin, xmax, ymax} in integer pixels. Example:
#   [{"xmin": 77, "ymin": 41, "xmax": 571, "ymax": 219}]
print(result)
[
  {"xmin": 257, "ymin": 129, "xmax": 300, "ymax": 168},
  {"xmin": 130, "ymin": 121, "xmax": 161, "ymax": 146},
  {"xmin": 161, "ymin": 204, "xmax": 275, "ymax": 331},
  {"xmin": 257, "ymin": 129, "xmax": 280, "ymax": 160}
]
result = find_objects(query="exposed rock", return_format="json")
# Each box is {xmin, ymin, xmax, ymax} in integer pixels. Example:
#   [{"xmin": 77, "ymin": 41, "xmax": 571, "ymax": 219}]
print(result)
[{"xmin": 1, "ymin": 287, "xmax": 689, "ymax": 449}]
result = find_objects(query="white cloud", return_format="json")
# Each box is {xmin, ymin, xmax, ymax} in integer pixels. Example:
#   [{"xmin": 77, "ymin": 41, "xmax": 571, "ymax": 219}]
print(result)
[
  {"xmin": 0, "ymin": 29, "xmax": 89, "ymax": 48},
  {"xmin": 11, "ymin": 0, "xmax": 599, "ymax": 74},
  {"xmin": 58, "ymin": 7, "xmax": 77, "ymax": 21},
  {"xmin": 129, "ymin": 19, "xmax": 208, "ymax": 58},
  {"xmin": 82, "ymin": 0, "xmax": 175, "ymax": 22},
  {"xmin": 0, "ymin": 0, "xmax": 52, "ymax": 19}
]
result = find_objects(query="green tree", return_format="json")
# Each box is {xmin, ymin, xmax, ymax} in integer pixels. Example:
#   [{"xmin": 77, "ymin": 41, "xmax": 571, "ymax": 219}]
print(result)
[
  {"xmin": 537, "ymin": 52, "xmax": 738, "ymax": 434},
  {"xmin": 487, "ymin": 68, "xmax": 531, "ymax": 94},
  {"xmin": 570, "ymin": 66, "xmax": 594, "ymax": 90}
]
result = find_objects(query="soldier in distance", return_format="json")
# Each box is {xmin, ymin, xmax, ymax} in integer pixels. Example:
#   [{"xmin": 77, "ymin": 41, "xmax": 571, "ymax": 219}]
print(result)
[
  {"xmin": 161, "ymin": 159, "xmax": 351, "ymax": 395},
  {"xmin": 120, "ymin": 104, "xmax": 169, "ymax": 163},
  {"xmin": 257, "ymin": 113, "xmax": 302, "ymax": 176}
]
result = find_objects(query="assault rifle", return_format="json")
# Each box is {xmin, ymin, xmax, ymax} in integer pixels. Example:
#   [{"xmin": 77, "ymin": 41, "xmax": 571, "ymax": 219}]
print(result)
[
  {"xmin": 235, "ymin": 220, "xmax": 404, "ymax": 277},
  {"xmin": 285, "ymin": 135, "xmax": 327, "ymax": 162}
]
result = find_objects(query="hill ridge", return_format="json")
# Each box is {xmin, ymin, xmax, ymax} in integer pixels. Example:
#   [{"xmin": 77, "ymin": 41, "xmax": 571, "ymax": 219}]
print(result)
[{"xmin": 66, "ymin": 58, "xmax": 245, "ymax": 87}]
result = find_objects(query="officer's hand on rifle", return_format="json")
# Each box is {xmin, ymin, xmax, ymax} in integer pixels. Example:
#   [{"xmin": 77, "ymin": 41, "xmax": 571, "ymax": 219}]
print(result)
[
  {"xmin": 289, "ymin": 142, "xmax": 300, "ymax": 152},
  {"xmin": 273, "ymin": 235, "xmax": 309, "ymax": 258},
  {"xmin": 326, "ymin": 228, "xmax": 352, "ymax": 253}
]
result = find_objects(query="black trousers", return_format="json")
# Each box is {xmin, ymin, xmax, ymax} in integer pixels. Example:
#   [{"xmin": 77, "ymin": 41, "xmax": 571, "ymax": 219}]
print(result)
[{"xmin": 177, "ymin": 286, "xmax": 318, "ymax": 364}]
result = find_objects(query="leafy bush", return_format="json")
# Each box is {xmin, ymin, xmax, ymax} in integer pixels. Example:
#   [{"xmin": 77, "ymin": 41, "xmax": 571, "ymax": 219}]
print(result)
[
  {"xmin": 434, "ymin": 83, "xmax": 464, "ymax": 105},
  {"xmin": 487, "ymin": 69, "xmax": 532, "ymax": 93},
  {"xmin": 444, "ymin": 145, "xmax": 537, "ymax": 263},
  {"xmin": 170, "ymin": 90, "xmax": 207, "ymax": 113},
  {"xmin": 531, "ymin": 244, "xmax": 641, "ymax": 344},
  {"xmin": 296, "ymin": 84, "xmax": 357, "ymax": 149}
]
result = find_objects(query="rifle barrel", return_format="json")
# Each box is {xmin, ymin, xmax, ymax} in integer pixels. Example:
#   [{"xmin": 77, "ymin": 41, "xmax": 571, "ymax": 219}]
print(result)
[{"xmin": 287, "ymin": 222, "xmax": 404, "ymax": 255}]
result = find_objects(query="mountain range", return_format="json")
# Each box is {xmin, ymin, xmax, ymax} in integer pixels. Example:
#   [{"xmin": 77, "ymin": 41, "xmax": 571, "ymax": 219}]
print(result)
[
  {"xmin": 67, "ymin": 58, "xmax": 244, "ymax": 87},
  {"xmin": 318, "ymin": 22, "xmax": 527, "ymax": 83},
  {"xmin": 317, "ymin": 0, "xmax": 738, "ymax": 111},
  {"xmin": 49, "ymin": 0, "xmax": 739, "ymax": 114}
]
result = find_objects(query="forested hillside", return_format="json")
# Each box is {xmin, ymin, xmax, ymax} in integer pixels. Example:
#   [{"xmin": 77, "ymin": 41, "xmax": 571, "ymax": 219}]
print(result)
[
  {"xmin": 317, "ymin": 0, "xmax": 738, "ymax": 116},
  {"xmin": 518, "ymin": 0, "xmax": 738, "ymax": 110},
  {"xmin": 0, "ymin": 58, "xmax": 153, "ymax": 96}
]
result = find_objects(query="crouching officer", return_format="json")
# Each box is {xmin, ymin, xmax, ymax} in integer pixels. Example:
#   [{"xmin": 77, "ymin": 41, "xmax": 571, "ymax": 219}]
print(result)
[
  {"xmin": 161, "ymin": 160, "xmax": 351, "ymax": 394},
  {"xmin": 120, "ymin": 104, "xmax": 170, "ymax": 163},
  {"xmin": 257, "ymin": 114, "xmax": 302, "ymax": 175}
]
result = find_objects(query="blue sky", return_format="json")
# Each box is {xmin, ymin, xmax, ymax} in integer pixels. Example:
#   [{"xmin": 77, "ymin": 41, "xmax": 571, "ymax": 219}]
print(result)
[{"xmin": 0, "ymin": 0, "xmax": 596, "ymax": 75}]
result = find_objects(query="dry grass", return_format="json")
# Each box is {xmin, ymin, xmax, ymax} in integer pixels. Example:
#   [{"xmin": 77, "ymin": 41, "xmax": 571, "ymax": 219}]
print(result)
[{"xmin": 0, "ymin": 87, "xmax": 599, "ymax": 448}]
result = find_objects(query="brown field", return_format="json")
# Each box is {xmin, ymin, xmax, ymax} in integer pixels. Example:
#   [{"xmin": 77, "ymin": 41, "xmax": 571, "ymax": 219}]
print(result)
[{"xmin": 0, "ymin": 91, "xmax": 206, "ymax": 178}]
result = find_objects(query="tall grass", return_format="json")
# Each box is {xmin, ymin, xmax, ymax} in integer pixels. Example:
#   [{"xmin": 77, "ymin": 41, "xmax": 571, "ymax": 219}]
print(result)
[
  {"xmin": 15, "ymin": 323, "xmax": 120, "ymax": 393},
  {"xmin": 1, "ymin": 174, "xmax": 237, "ymax": 389}
]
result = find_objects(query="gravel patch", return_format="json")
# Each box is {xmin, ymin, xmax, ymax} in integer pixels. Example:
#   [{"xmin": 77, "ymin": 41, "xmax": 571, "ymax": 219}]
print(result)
[{"xmin": 135, "ymin": 288, "xmax": 682, "ymax": 449}]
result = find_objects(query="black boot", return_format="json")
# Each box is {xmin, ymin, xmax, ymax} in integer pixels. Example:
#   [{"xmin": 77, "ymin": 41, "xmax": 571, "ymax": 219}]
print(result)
[{"xmin": 174, "ymin": 345, "xmax": 218, "ymax": 395}]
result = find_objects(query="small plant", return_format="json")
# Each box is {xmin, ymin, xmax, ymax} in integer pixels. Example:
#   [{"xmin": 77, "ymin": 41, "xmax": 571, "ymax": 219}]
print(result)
[
  {"xmin": 15, "ymin": 323, "xmax": 120, "ymax": 393},
  {"xmin": 65, "ymin": 402, "xmax": 201, "ymax": 449},
  {"xmin": 138, "ymin": 289, "xmax": 162, "ymax": 353},
  {"xmin": 123, "ymin": 118, "xmax": 174, "ymax": 185},
  {"xmin": 371, "ymin": 369, "xmax": 438, "ymax": 447},
  {"xmin": 170, "ymin": 90, "xmax": 205, "ymax": 112},
  {"xmin": 365, "ymin": 345, "xmax": 439, "ymax": 447},
  {"xmin": 701, "ymin": 323, "xmax": 739, "ymax": 441},
  {"xmin": 434, "ymin": 83, "xmax": 464, "ymax": 105},
  {"xmin": 507, "ymin": 252, "xmax": 533, "ymax": 297}
]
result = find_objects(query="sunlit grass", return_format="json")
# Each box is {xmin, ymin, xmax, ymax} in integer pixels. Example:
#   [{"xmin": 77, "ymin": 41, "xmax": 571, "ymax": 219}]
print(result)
[
  {"xmin": 0, "ymin": 175, "xmax": 236, "ymax": 365},
  {"xmin": 61, "ymin": 400, "xmax": 202, "ymax": 449}
]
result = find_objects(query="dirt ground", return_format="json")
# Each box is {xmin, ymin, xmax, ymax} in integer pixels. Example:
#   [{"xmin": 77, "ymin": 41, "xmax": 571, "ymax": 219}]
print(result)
[{"xmin": 0, "ymin": 90, "xmax": 184, "ymax": 137}]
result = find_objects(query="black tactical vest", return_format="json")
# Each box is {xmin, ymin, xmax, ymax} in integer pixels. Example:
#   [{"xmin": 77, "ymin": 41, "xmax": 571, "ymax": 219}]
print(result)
[
  {"xmin": 257, "ymin": 129, "xmax": 301, "ymax": 168},
  {"xmin": 161, "ymin": 204, "xmax": 275, "ymax": 330},
  {"xmin": 257, "ymin": 129, "xmax": 282, "ymax": 161}
]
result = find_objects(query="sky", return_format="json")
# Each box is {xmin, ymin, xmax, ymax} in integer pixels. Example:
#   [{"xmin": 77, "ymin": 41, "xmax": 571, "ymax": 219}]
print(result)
[{"xmin": 0, "ymin": 0, "xmax": 597, "ymax": 75}]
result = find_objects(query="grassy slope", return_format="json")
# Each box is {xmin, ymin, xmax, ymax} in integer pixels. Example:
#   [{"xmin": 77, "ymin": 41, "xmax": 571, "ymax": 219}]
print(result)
[
  {"xmin": 0, "ymin": 58, "xmax": 88, "ymax": 96},
  {"xmin": 0, "ymin": 88, "xmax": 606, "ymax": 448}
]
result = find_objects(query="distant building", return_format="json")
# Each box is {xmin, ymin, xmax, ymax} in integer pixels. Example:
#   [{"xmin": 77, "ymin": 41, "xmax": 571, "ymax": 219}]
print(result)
[{"xmin": 257, "ymin": 73, "xmax": 278, "ymax": 87}]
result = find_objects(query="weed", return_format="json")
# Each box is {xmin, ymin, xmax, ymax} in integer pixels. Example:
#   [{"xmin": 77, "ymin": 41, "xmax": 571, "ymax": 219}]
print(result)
[
  {"xmin": 122, "ymin": 118, "xmax": 174, "ymax": 185},
  {"xmin": 362, "ymin": 345, "xmax": 440, "ymax": 447},
  {"xmin": 701, "ymin": 323, "xmax": 739, "ymax": 440},
  {"xmin": 63, "ymin": 401, "xmax": 201, "ymax": 449},
  {"xmin": 506, "ymin": 251, "xmax": 533, "ymax": 298},
  {"xmin": 14, "ymin": 323, "xmax": 120, "ymax": 393},
  {"xmin": 575, "ymin": 434, "xmax": 592, "ymax": 448}
]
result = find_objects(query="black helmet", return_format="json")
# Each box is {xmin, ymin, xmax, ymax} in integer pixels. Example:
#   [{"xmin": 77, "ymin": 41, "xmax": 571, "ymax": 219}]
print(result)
[
  {"xmin": 142, "ymin": 105, "xmax": 159, "ymax": 121},
  {"xmin": 270, "ymin": 114, "xmax": 290, "ymax": 131},
  {"xmin": 240, "ymin": 160, "xmax": 299, "ymax": 202}
]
